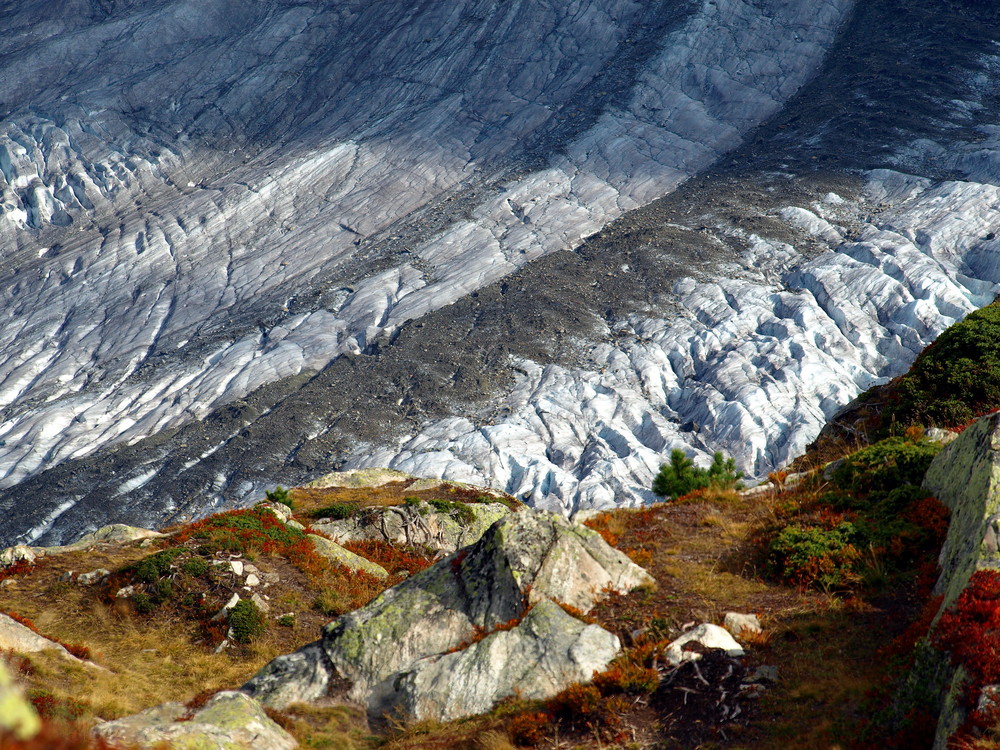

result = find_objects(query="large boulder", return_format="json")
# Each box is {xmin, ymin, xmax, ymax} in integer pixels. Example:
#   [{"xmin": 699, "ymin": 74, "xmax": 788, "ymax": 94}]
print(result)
[
  {"xmin": 922, "ymin": 412, "xmax": 1000, "ymax": 609},
  {"xmin": 244, "ymin": 511, "xmax": 653, "ymax": 722},
  {"xmin": 373, "ymin": 600, "xmax": 620, "ymax": 724},
  {"xmin": 93, "ymin": 690, "xmax": 296, "ymax": 750},
  {"xmin": 920, "ymin": 413, "xmax": 1000, "ymax": 748},
  {"xmin": 308, "ymin": 534, "xmax": 388, "ymax": 578},
  {"xmin": 311, "ymin": 500, "xmax": 511, "ymax": 554},
  {"xmin": 0, "ymin": 613, "xmax": 80, "ymax": 661}
]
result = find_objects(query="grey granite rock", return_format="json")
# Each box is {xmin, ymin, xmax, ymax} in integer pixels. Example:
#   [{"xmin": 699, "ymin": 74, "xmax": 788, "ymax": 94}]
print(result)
[
  {"xmin": 244, "ymin": 511, "xmax": 651, "ymax": 718},
  {"xmin": 93, "ymin": 690, "xmax": 297, "ymax": 750}
]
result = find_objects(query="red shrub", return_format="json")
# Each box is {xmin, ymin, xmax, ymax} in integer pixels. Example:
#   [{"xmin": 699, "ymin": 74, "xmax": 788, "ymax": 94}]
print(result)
[
  {"xmin": 507, "ymin": 712, "xmax": 550, "ymax": 746},
  {"xmin": 933, "ymin": 571, "xmax": 1000, "ymax": 742},
  {"xmin": 340, "ymin": 540, "xmax": 434, "ymax": 577}
]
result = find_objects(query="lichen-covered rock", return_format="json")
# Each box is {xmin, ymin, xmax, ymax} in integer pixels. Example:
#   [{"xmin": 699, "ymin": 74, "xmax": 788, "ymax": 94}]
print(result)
[
  {"xmin": 372, "ymin": 600, "xmax": 620, "ymax": 723},
  {"xmin": 72, "ymin": 524, "xmax": 166, "ymax": 546},
  {"xmin": 245, "ymin": 511, "xmax": 651, "ymax": 720},
  {"xmin": 308, "ymin": 534, "xmax": 388, "ymax": 579},
  {"xmin": 0, "ymin": 613, "xmax": 74, "ymax": 659},
  {"xmin": 307, "ymin": 468, "xmax": 413, "ymax": 489},
  {"xmin": 93, "ymin": 690, "xmax": 297, "ymax": 750},
  {"xmin": 311, "ymin": 501, "xmax": 510, "ymax": 554},
  {"xmin": 0, "ymin": 545, "xmax": 37, "ymax": 568},
  {"xmin": 922, "ymin": 413, "xmax": 1000, "ymax": 609},
  {"xmin": 0, "ymin": 660, "xmax": 40, "ymax": 740}
]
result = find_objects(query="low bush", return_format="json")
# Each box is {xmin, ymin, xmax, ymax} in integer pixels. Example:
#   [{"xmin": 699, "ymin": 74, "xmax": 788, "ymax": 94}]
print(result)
[
  {"xmin": 180, "ymin": 557, "xmax": 209, "ymax": 577},
  {"xmin": 768, "ymin": 522, "xmax": 862, "ymax": 591},
  {"xmin": 831, "ymin": 436, "xmax": 940, "ymax": 498},
  {"xmin": 173, "ymin": 506, "xmax": 307, "ymax": 555},
  {"xmin": 652, "ymin": 450, "xmax": 743, "ymax": 499},
  {"xmin": 886, "ymin": 300, "xmax": 1000, "ymax": 428},
  {"xmin": 132, "ymin": 548, "xmax": 182, "ymax": 584},
  {"xmin": 307, "ymin": 502, "xmax": 360, "ymax": 521},
  {"xmin": 228, "ymin": 599, "xmax": 266, "ymax": 644}
]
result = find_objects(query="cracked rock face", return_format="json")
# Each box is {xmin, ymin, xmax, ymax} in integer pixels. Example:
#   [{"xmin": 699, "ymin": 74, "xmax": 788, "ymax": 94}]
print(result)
[
  {"xmin": 4, "ymin": 0, "xmax": 1000, "ymax": 543},
  {"xmin": 243, "ymin": 511, "xmax": 650, "ymax": 721}
]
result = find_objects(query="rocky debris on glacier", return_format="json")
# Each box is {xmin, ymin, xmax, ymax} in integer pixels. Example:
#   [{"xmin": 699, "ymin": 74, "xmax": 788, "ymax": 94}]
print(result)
[
  {"xmin": 92, "ymin": 690, "xmax": 297, "ymax": 750},
  {"xmin": 0, "ymin": 0, "xmax": 855, "ymax": 545},
  {"xmin": 243, "ymin": 511, "xmax": 653, "ymax": 721}
]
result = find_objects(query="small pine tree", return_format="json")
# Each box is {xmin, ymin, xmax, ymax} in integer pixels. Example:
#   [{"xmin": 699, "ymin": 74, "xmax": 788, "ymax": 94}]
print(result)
[
  {"xmin": 265, "ymin": 485, "xmax": 293, "ymax": 509},
  {"xmin": 652, "ymin": 449, "xmax": 743, "ymax": 498}
]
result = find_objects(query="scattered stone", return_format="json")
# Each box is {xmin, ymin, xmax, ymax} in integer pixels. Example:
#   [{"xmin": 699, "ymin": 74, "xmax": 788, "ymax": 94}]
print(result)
[
  {"xmin": 116, "ymin": 585, "xmax": 135, "ymax": 599},
  {"xmin": 0, "ymin": 660, "xmax": 40, "ymax": 740},
  {"xmin": 251, "ymin": 593, "xmax": 270, "ymax": 613},
  {"xmin": 60, "ymin": 571, "xmax": 75, "ymax": 582},
  {"xmin": 665, "ymin": 624, "xmax": 745, "ymax": 665},
  {"xmin": 78, "ymin": 568, "xmax": 110, "ymax": 585},
  {"xmin": 286, "ymin": 519, "xmax": 305, "ymax": 531},
  {"xmin": 724, "ymin": 612, "xmax": 762, "ymax": 637},
  {"xmin": 245, "ymin": 573, "xmax": 260, "ymax": 587},
  {"xmin": 925, "ymin": 427, "xmax": 959, "ymax": 446},
  {"xmin": 257, "ymin": 502, "xmax": 293, "ymax": 523},
  {"xmin": 93, "ymin": 690, "xmax": 296, "ymax": 750},
  {"xmin": 230, "ymin": 560, "xmax": 245, "ymax": 577},
  {"xmin": 307, "ymin": 534, "xmax": 388, "ymax": 579},
  {"xmin": 211, "ymin": 593, "xmax": 241, "ymax": 622},
  {"xmin": 0, "ymin": 545, "xmax": 37, "ymax": 568},
  {"xmin": 72, "ymin": 524, "xmax": 165, "ymax": 547},
  {"xmin": 0, "ymin": 613, "xmax": 79, "ymax": 663},
  {"xmin": 748, "ymin": 665, "xmax": 778, "ymax": 683}
]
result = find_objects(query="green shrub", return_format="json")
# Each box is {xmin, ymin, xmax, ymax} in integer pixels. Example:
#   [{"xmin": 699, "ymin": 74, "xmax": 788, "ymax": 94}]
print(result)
[
  {"xmin": 132, "ymin": 548, "xmax": 183, "ymax": 583},
  {"xmin": 265, "ymin": 485, "xmax": 294, "ymax": 509},
  {"xmin": 652, "ymin": 450, "xmax": 743, "ymax": 498},
  {"xmin": 831, "ymin": 437, "xmax": 940, "ymax": 498},
  {"xmin": 228, "ymin": 600, "xmax": 266, "ymax": 644},
  {"xmin": 308, "ymin": 502, "xmax": 360, "ymax": 520},
  {"xmin": 887, "ymin": 301, "xmax": 1000, "ymax": 428},
  {"xmin": 179, "ymin": 506, "xmax": 307, "ymax": 554},
  {"xmin": 768, "ymin": 522, "xmax": 862, "ymax": 591},
  {"xmin": 278, "ymin": 613, "xmax": 295, "ymax": 628},
  {"xmin": 427, "ymin": 498, "xmax": 475, "ymax": 525},
  {"xmin": 181, "ymin": 557, "xmax": 210, "ymax": 577}
]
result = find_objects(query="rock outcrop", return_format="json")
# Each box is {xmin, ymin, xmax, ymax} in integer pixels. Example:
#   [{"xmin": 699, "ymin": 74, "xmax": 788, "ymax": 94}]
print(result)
[
  {"xmin": 307, "ymin": 534, "xmax": 389, "ymax": 579},
  {"xmin": 93, "ymin": 691, "xmax": 297, "ymax": 750},
  {"xmin": 311, "ymin": 500, "xmax": 511, "ymax": 554},
  {"xmin": 375, "ymin": 600, "xmax": 620, "ymax": 724},
  {"xmin": 244, "ymin": 511, "xmax": 652, "ymax": 722},
  {"xmin": 0, "ymin": 613, "xmax": 85, "ymax": 664},
  {"xmin": 918, "ymin": 413, "xmax": 1000, "ymax": 748},
  {"xmin": 922, "ymin": 412, "xmax": 1000, "ymax": 609}
]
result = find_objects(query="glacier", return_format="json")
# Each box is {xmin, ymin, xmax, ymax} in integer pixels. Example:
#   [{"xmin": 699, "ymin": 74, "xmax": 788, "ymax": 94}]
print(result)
[{"xmin": 2, "ymin": 0, "xmax": 1000, "ymax": 543}]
